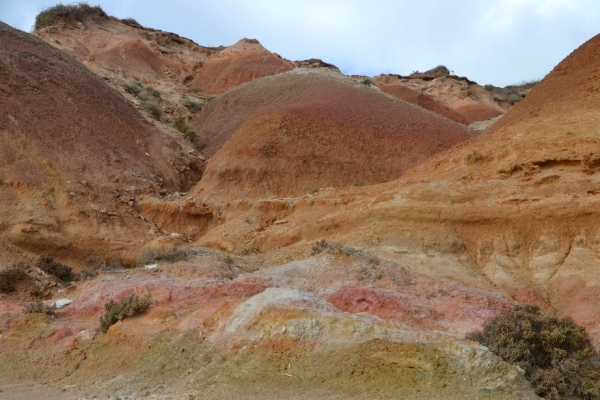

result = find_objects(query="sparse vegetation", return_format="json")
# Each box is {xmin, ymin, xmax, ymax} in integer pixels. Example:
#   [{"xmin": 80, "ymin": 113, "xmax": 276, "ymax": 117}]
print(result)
[
  {"xmin": 38, "ymin": 255, "xmax": 74, "ymax": 282},
  {"xmin": 23, "ymin": 300, "xmax": 56, "ymax": 315},
  {"xmin": 174, "ymin": 117, "xmax": 196, "ymax": 140},
  {"xmin": 142, "ymin": 101, "xmax": 162, "ymax": 119},
  {"xmin": 137, "ymin": 246, "xmax": 189, "ymax": 266},
  {"xmin": 180, "ymin": 96, "xmax": 203, "ymax": 113},
  {"xmin": 35, "ymin": 3, "xmax": 108, "ymax": 29},
  {"xmin": 120, "ymin": 17, "xmax": 141, "ymax": 27},
  {"xmin": 0, "ymin": 263, "xmax": 29, "ymax": 293},
  {"xmin": 122, "ymin": 80, "xmax": 144, "ymax": 97},
  {"xmin": 484, "ymin": 84, "xmax": 495, "ymax": 91},
  {"xmin": 467, "ymin": 305, "xmax": 600, "ymax": 400},
  {"xmin": 99, "ymin": 293, "xmax": 153, "ymax": 332},
  {"xmin": 361, "ymin": 78, "xmax": 374, "ymax": 86},
  {"xmin": 144, "ymin": 85, "xmax": 161, "ymax": 98}
]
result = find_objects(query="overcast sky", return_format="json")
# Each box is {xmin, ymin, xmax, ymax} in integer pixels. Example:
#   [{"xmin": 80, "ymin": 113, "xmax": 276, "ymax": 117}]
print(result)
[{"xmin": 1, "ymin": 0, "xmax": 598, "ymax": 86}]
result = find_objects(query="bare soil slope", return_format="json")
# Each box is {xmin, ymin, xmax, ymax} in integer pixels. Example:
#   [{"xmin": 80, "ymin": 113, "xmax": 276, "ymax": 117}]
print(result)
[
  {"xmin": 192, "ymin": 69, "xmax": 476, "ymax": 201},
  {"xmin": 377, "ymin": 84, "xmax": 469, "ymax": 124},
  {"xmin": 190, "ymin": 38, "xmax": 295, "ymax": 94},
  {"xmin": 0, "ymin": 22, "xmax": 196, "ymax": 264}
]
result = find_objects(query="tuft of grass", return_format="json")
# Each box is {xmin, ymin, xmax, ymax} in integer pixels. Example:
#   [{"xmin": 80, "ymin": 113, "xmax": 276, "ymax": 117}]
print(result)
[
  {"xmin": 38, "ymin": 255, "xmax": 74, "ymax": 282},
  {"xmin": 0, "ymin": 263, "xmax": 29, "ymax": 293},
  {"xmin": 35, "ymin": 2, "xmax": 108, "ymax": 29},
  {"xmin": 361, "ymin": 78, "xmax": 374, "ymax": 86},
  {"xmin": 180, "ymin": 97, "xmax": 203, "ymax": 113},
  {"xmin": 142, "ymin": 101, "xmax": 162, "ymax": 120},
  {"xmin": 99, "ymin": 293, "xmax": 152, "ymax": 332},
  {"xmin": 467, "ymin": 305, "xmax": 600, "ymax": 400},
  {"xmin": 23, "ymin": 300, "xmax": 56, "ymax": 315}
]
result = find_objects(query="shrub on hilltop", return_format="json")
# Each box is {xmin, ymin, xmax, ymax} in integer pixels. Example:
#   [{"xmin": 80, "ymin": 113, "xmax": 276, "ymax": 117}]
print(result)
[
  {"xmin": 467, "ymin": 305, "xmax": 600, "ymax": 399},
  {"xmin": 35, "ymin": 2, "xmax": 108, "ymax": 29}
]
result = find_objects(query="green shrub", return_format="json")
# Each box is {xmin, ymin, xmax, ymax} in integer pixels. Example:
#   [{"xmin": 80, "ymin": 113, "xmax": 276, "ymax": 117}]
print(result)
[
  {"xmin": 38, "ymin": 255, "xmax": 74, "ymax": 282},
  {"xmin": 0, "ymin": 263, "xmax": 29, "ymax": 293},
  {"xmin": 99, "ymin": 293, "xmax": 152, "ymax": 332},
  {"xmin": 23, "ymin": 300, "xmax": 56, "ymax": 315},
  {"xmin": 361, "ymin": 78, "xmax": 374, "ymax": 86},
  {"xmin": 180, "ymin": 97, "xmax": 203, "ymax": 113},
  {"xmin": 142, "ymin": 101, "xmax": 162, "ymax": 119},
  {"xmin": 467, "ymin": 305, "xmax": 600, "ymax": 399},
  {"xmin": 35, "ymin": 3, "xmax": 108, "ymax": 29}
]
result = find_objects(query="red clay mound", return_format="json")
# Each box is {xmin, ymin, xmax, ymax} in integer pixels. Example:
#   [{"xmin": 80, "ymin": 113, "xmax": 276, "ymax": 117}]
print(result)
[
  {"xmin": 192, "ymin": 69, "xmax": 476, "ymax": 201},
  {"xmin": 190, "ymin": 38, "xmax": 295, "ymax": 94},
  {"xmin": 0, "ymin": 23, "xmax": 196, "ymax": 263},
  {"xmin": 453, "ymin": 103, "xmax": 503, "ymax": 124},
  {"xmin": 378, "ymin": 84, "xmax": 469, "ymax": 124}
]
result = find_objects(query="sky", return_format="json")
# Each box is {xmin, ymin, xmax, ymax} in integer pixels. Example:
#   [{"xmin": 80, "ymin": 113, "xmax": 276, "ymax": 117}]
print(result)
[{"xmin": 1, "ymin": 0, "xmax": 599, "ymax": 87}]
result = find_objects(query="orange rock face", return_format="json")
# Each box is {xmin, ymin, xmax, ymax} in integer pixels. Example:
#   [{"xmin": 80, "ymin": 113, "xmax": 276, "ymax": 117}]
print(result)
[{"xmin": 192, "ymin": 69, "xmax": 476, "ymax": 201}]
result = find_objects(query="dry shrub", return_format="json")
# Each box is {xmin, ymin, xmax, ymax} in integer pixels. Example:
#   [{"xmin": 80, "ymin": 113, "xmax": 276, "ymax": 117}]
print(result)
[
  {"xmin": 38, "ymin": 255, "xmax": 74, "ymax": 282},
  {"xmin": 0, "ymin": 263, "xmax": 29, "ymax": 293},
  {"xmin": 35, "ymin": 3, "xmax": 108, "ymax": 29},
  {"xmin": 99, "ymin": 293, "xmax": 153, "ymax": 333},
  {"xmin": 142, "ymin": 101, "xmax": 162, "ymax": 120},
  {"xmin": 467, "ymin": 305, "xmax": 600, "ymax": 399},
  {"xmin": 23, "ymin": 300, "xmax": 56, "ymax": 315}
]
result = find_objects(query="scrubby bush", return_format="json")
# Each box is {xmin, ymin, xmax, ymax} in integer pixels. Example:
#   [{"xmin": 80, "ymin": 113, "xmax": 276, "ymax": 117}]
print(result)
[
  {"xmin": 35, "ymin": 3, "xmax": 108, "ymax": 29},
  {"xmin": 38, "ymin": 255, "xmax": 74, "ymax": 282},
  {"xmin": 120, "ymin": 17, "xmax": 141, "ymax": 27},
  {"xmin": 23, "ymin": 300, "xmax": 56, "ymax": 315},
  {"xmin": 99, "ymin": 293, "xmax": 153, "ymax": 332},
  {"xmin": 0, "ymin": 263, "xmax": 29, "ymax": 293},
  {"xmin": 144, "ymin": 85, "xmax": 161, "ymax": 98},
  {"xmin": 361, "ymin": 78, "xmax": 374, "ymax": 86},
  {"xmin": 467, "ymin": 305, "xmax": 600, "ymax": 399},
  {"xmin": 180, "ymin": 96, "xmax": 203, "ymax": 113},
  {"xmin": 174, "ymin": 117, "xmax": 196, "ymax": 140},
  {"xmin": 136, "ymin": 246, "xmax": 188, "ymax": 266},
  {"xmin": 142, "ymin": 101, "xmax": 162, "ymax": 119},
  {"xmin": 122, "ymin": 80, "xmax": 144, "ymax": 97}
]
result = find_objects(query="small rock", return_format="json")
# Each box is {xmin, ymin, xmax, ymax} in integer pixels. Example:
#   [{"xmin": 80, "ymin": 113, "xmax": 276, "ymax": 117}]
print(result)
[
  {"xmin": 77, "ymin": 330, "xmax": 95, "ymax": 341},
  {"xmin": 52, "ymin": 299, "xmax": 73, "ymax": 309},
  {"xmin": 144, "ymin": 264, "xmax": 159, "ymax": 271}
]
